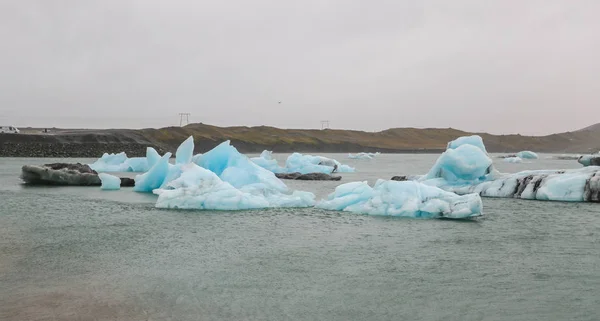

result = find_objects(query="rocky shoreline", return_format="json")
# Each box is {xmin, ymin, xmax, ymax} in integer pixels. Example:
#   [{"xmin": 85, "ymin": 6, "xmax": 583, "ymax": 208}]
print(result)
[{"xmin": 0, "ymin": 142, "xmax": 167, "ymax": 158}]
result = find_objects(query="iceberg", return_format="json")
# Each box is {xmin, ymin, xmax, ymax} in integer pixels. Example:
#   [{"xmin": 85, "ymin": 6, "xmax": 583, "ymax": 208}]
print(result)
[
  {"xmin": 133, "ymin": 153, "xmax": 172, "ymax": 192},
  {"xmin": 250, "ymin": 150, "xmax": 285, "ymax": 173},
  {"xmin": 251, "ymin": 151, "xmax": 355, "ymax": 174},
  {"xmin": 89, "ymin": 147, "xmax": 162, "ymax": 173},
  {"xmin": 414, "ymin": 135, "xmax": 600, "ymax": 202},
  {"xmin": 503, "ymin": 157, "xmax": 523, "ymax": 163},
  {"xmin": 135, "ymin": 138, "xmax": 315, "ymax": 210},
  {"xmin": 316, "ymin": 180, "xmax": 482, "ymax": 219},
  {"xmin": 155, "ymin": 163, "xmax": 315, "ymax": 210},
  {"xmin": 578, "ymin": 155, "xmax": 600, "ymax": 167},
  {"xmin": 348, "ymin": 152, "xmax": 374, "ymax": 159},
  {"xmin": 284, "ymin": 153, "xmax": 355, "ymax": 174},
  {"xmin": 98, "ymin": 173, "xmax": 121, "ymax": 190},
  {"xmin": 516, "ymin": 151, "xmax": 538, "ymax": 159}
]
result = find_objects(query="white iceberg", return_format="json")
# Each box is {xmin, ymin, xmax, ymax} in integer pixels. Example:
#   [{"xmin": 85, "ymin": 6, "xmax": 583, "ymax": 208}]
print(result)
[
  {"xmin": 251, "ymin": 151, "xmax": 355, "ymax": 174},
  {"xmin": 516, "ymin": 151, "xmax": 538, "ymax": 159},
  {"xmin": 316, "ymin": 180, "xmax": 482, "ymax": 219},
  {"xmin": 135, "ymin": 138, "xmax": 315, "ymax": 210},
  {"xmin": 155, "ymin": 163, "xmax": 315, "ymax": 210},
  {"xmin": 415, "ymin": 135, "xmax": 600, "ymax": 202},
  {"xmin": 98, "ymin": 173, "xmax": 121, "ymax": 190},
  {"xmin": 89, "ymin": 147, "xmax": 161, "ymax": 173},
  {"xmin": 284, "ymin": 153, "xmax": 354, "ymax": 174},
  {"xmin": 348, "ymin": 152, "xmax": 374, "ymax": 159},
  {"xmin": 503, "ymin": 157, "xmax": 523, "ymax": 163}
]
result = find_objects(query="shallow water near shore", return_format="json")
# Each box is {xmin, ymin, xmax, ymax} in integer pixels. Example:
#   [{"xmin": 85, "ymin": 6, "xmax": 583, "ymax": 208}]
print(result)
[{"xmin": 1, "ymin": 154, "xmax": 599, "ymax": 321}]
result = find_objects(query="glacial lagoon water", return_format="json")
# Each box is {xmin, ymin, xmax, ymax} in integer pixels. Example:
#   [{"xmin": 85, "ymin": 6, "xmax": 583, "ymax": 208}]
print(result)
[{"xmin": 1, "ymin": 154, "xmax": 599, "ymax": 321}]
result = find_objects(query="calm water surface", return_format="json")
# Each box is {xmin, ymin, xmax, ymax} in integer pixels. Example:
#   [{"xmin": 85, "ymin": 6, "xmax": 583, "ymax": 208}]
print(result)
[{"xmin": 1, "ymin": 154, "xmax": 599, "ymax": 321}]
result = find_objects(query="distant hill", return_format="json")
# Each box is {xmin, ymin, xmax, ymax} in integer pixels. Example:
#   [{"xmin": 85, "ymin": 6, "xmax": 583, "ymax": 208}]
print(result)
[{"xmin": 2, "ymin": 123, "xmax": 600, "ymax": 157}]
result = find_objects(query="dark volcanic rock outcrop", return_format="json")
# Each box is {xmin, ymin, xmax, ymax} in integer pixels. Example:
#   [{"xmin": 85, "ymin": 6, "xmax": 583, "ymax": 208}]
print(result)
[
  {"xmin": 275, "ymin": 172, "xmax": 342, "ymax": 181},
  {"xmin": 21, "ymin": 163, "xmax": 135, "ymax": 187},
  {"xmin": 21, "ymin": 163, "xmax": 101, "ymax": 186}
]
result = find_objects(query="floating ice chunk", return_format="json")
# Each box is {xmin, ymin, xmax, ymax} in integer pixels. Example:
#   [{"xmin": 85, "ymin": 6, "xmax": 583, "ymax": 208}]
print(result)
[
  {"xmin": 285, "ymin": 153, "xmax": 355, "ymax": 174},
  {"xmin": 98, "ymin": 173, "xmax": 121, "ymax": 190},
  {"xmin": 155, "ymin": 162, "xmax": 315, "ymax": 210},
  {"xmin": 578, "ymin": 154, "xmax": 600, "ymax": 166},
  {"xmin": 348, "ymin": 152, "xmax": 373, "ymax": 159},
  {"xmin": 414, "ymin": 135, "xmax": 600, "ymax": 202},
  {"xmin": 447, "ymin": 135, "xmax": 487, "ymax": 153},
  {"xmin": 316, "ymin": 180, "xmax": 482, "ymax": 219},
  {"xmin": 423, "ymin": 143, "xmax": 494, "ymax": 182},
  {"xmin": 176, "ymin": 136, "xmax": 194, "ymax": 165},
  {"xmin": 516, "ymin": 151, "xmax": 538, "ymax": 159},
  {"xmin": 194, "ymin": 141, "xmax": 288, "ymax": 192},
  {"xmin": 89, "ymin": 151, "xmax": 154, "ymax": 173},
  {"xmin": 503, "ymin": 157, "xmax": 523, "ymax": 163},
  {"xmin": 250, "ymin": 150, "xmax": 285, "ymax": 173},
  {"xmin": 146, "ymin": 147, "xmax": 161, "ymax": 168},
  {"xmin": 133, "ymin": 152, "xmax": 172, "ymax": 192}
]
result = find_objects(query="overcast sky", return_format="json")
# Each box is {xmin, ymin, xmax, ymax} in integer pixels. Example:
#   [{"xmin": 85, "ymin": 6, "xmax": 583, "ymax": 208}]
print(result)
[{"xmin": 1, "ymin": 0, "xmax": 598, "ymax": 135}]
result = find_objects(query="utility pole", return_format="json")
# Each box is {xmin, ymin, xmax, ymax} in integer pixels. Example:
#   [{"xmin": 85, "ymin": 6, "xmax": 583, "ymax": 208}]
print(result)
[
  {"xmin": 179, "ymin": 113, "xmax": 190, "ymax": 127},
  {"xmin": 320, "ymin": 120, "xmax": 329, "ymax": 130}
]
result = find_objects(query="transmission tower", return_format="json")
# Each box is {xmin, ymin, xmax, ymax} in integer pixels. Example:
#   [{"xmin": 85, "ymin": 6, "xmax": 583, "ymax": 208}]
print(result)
[
  {"xmin": 179, "ymin": 113, "xmax": 190, "ymax": 126},
  {"xmin": 321, "ymin": 120, "xmax": 330, "ymax": 130}
]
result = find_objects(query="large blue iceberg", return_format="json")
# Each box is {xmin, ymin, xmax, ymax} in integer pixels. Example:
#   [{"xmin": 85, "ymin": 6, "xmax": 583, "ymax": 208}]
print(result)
[
  {"xmin": 89, "ymin": 148, "xmax": 161, "ymax": 172},
  {"xmin": 134, "ymin": 138, "xmax": 316, "ymax": 210},
  {"xmin": 415, "ymin": 136, "xmax": 600, "ymax": 202},
  {"xmin": 251, "ymin": 151, "xmax": 355, "ymax": 174},
  {"xmin": 316, "ymin": 180, "xmax": 482, "ymax": 219}
]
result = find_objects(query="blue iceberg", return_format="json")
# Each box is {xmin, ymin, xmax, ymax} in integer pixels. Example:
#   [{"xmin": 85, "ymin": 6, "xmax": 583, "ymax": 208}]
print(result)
[
  {"xmin": 284, "ymin": 153, "xmax": 354, "ymax": 174},
  {"xmin": 89, "ymin": 147, "xmax": 162, "ymax": 173},
  {"xmin": 133, "ymin": 153, "xmax": 172, "ymax": 192},
  {"xmin": 578, "ymin": 154, "xmax": 600, "ymax": 167},
  {"xmin": 98, "ymin": 173, "xmax": 121, "ymax": 190},
  {"xmin": 516, "ymin": 151, "xmax": 538, "ymax": 159},
  {"xmin": 135, "ymin": 138, "xmax": 315, "ymax": 210},
  {"xmin": 250, "ymin": 150, "xmax": 285, "ymax": 173},
  {"xmin": 316, "ymin": 180, "xmax": 482, "ymax": 219},
  {"xmin": 415, "ymin": 135, "xmax": 600, "ymax": 202},
  {"xmin": 251, "ymin": 151, "xmax": 355, "ymax": 174},
  {"xmin": 155, "ymin": 163, "xmax": 315, "ymax": 210}
]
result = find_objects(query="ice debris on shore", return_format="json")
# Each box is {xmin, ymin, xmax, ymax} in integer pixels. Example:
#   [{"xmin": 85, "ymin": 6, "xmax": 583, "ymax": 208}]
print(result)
[
  {"xmin": 98, "ymin": 173, "xmax": 121, "ymax": 190},
  {"xmin": 412, "ymin": 135, "xmax": 600, "ymax": 202},
  {"xmin": 251, "ymin": 151, "xmax": 355, "ymax": 174},
  {"xmin": 316, "ymin": 180, "xmax": 482, "ymax": 219},
  {"xmin": 89, "ymin": 148, "xmax": 161, "ymax": 172},
  {"xmin": 134, "ymin": 137, "xmax": 315, "ymax": 210}
]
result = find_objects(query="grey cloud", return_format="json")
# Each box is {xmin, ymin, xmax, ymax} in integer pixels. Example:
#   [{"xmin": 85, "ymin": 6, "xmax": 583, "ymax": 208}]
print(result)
[{"xmin": 0, "ymin": 0, "xmax": 598, "ymax": 135}]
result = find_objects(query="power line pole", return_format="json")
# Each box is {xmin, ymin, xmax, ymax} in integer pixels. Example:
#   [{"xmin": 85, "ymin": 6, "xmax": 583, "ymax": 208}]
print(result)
[
  {"xmin": 179, "ymin": 113, "xmax": 190, "ymax": 126},
  {"xmin": 321, "ymin": 120, "xmax": 329, "ymax": 130}
]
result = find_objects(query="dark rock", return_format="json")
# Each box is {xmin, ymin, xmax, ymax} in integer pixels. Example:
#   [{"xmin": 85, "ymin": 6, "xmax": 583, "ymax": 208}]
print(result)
[
  {"xmin": 21, "ymin": 163, "xmax": 101, "ymax": 186},
  {"xmin": 21, "ymin": 162, "xmax": 135, "ymax": 187},
  {"xmin": 275, "ymin": 172, "xmax": 342, "ymax": 181},
  {"xmin": 120, "ymin": 177, "xmax": 136, "ymax": 187},
  {"xmin": 590, "ymin": 157, "xmax": 600, "ymax": 166},
  {"xmin": 390, "ymin": 176, "xmax": 408, "ymax": 181}
]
